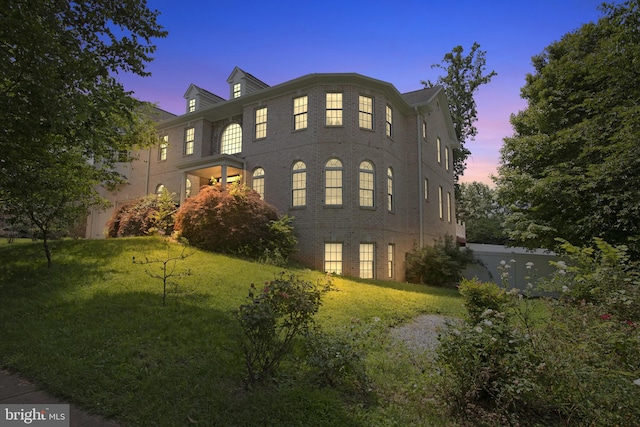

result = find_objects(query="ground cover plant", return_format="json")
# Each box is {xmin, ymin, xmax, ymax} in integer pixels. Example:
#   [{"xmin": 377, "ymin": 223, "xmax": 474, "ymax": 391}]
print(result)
[{"xmin": 0, "ymin": 237, "xmax": 464, "ymax": 426}]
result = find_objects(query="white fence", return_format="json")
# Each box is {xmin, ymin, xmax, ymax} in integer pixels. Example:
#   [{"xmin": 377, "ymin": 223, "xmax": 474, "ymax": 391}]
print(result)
[{"xmin": 462, "ymin": 243, "xmax": 560, "ymax": 291}]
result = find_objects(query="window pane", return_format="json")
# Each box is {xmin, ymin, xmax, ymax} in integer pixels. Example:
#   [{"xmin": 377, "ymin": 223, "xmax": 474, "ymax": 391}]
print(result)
[
  {"xmin": 387, "ymin": 167, "xmax": 393, "ymax": 211},
  {"xmin": 292, "ymin": 161, "xmax": 306, "ymax": 207},
  {"xmin": 359, "ymin": 161, "xmax": 374, "ymax": 207},
  {"xmin": 359, "ymin": 95, "xmax": 373, "ymax": 129},
  {"xmin": 386, "ymin": 105, "xmax": 393, "ymax": 137},
  {"xmin": 360, "ymin": 243, "xmax": 374, "ymax": 279},
  {"xmin": 387, "ymin": 244, "xmax": 394, "ymax": 278},
  {"xmin": 324, "ymin": 243, "xmax": 343, "ymax": 275},
  {"xmin": 185, "ymin": 128, "xmax": 195, "ymax": 155},
  {"xmin": 326, "ymin": 93, "xmax": 342, "ymax": 126},
  {"xmin": 252, "ymin": 168, "xmax": 264, "ymax": 199},
  {"xmin": 221, "ymin": 123, "xmax": 242, "ymax": 154},
  {"xmin": 255, "ymin": 107, "xmax": 267, "ymax": 139},
  {"xmin": 294, "ymin": 96, "xmax": 308, "ymax": 130}
]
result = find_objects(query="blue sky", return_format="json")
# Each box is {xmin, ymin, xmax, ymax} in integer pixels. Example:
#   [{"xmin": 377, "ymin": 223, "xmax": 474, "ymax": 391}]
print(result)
[{"xmin": 118, "ymin": 0, "xmax": 613, "ymax": 185}]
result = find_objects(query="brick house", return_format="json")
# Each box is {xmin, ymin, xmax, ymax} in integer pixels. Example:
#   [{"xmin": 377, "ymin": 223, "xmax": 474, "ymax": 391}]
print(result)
[{"xmin": 86, "ymin": 68, "xmax": 462, "ymax": 281}]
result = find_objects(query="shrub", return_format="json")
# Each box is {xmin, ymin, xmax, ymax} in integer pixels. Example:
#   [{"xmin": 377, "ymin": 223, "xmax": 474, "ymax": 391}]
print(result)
[
  {"xmin": 174, "ymin": 183, "xmax": 297, "ymax": 261},
  {"xmin": 458, "ymin": 278, "xmax": 510, "ymax": 324},
  {"xmin": 405, "ymin": 234, "xmax": 477, "ymax": 287},
  {"xmin": 303, "ymin": 318, "xmax": 378, "ymax": 394},
  {"xmin": 106, "ymin": 188, "xmax": 177, "ymax": 237},
  {"xmin": 235, "ymin": 272, "xmax": 333, "ymax": 385}
]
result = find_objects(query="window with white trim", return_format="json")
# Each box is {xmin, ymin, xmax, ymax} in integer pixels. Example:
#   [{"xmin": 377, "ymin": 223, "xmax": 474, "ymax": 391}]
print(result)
[
  {"xmin": 359, "ymin": 161, "xmax": 374, "ymax": 207},
  {"xmin": 387, "ymin": 244, "xmax": 395, "ymax": 279},
  {"xmin": 359, "ymin": 95, "xmax": 373, "ymax": 129},
  {"xmin": 293, "ymin": 96, "xmax": 308, "ymax": 130},
  {"xmin": 447, "ymin": 191, "xmax": 452, "ymax": 223},
  {"xmin": 325, "ymin": 158, "xmax": 343, "ymax": 205},
  {"xmin": 385, "ymin": 105, "xmax": 393, "ymax": 137},
  {"xmin": 438, "ymin": 186, "xmax": 443, "ymax": 220},
  {"xmin": 292, "ymin": 161, "xmax": 307, "ymax": 207},
  {"xmin": 252, "ymin": 168, "xmax": 265, "ymax": 199},
  {"xmin": 221, "ymin": 123, "xmax": 242, "ymax": 154},
  {"xmin": 184, "ymin": 127, "xmax": 194, "ymax": 155},
  {"xmin": 445, "ymin": 146, "xmax": 450, "ymax": 171},
  {"xmin": 255, "ymin": 107, "xmax": 267, "ymax": 139},
  {"xmin": 188, "ymin": 98, "xmax": 196, "ymax": 113},
  {"xmin": 387, "ymin": 167, "xmax": 394, "ymax": 212},
  {"xmin": 324, "ymin": 243, "xmax": 343, "ymax": 275},
  {"xmin": 233, "ymin": 83, "xmax": 241, "ymax": 98},
  {"xmin": 159, "ymin": 135, "xmax": 168, "ymax": 161},
  {"xmin": 437, "ymin": 137, "xmax": 442, "ymax": 164},
  {"xmin": 360, "ymin": 243, "xmax": 375, "ymax": 279},
  {"xmin": 325, "ymin": 93, "xmax": 342, "ymax": 126}
]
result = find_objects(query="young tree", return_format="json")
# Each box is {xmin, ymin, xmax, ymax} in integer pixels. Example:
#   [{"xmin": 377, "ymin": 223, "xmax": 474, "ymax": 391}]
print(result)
[
  {"xmin": 495, "ymin": 1, "xmax": 640, "ymax": 257},
  {"xmin": 423, "ymin": 43, "xmax": 497, "ymax": 185},
  {"xmin": 0, "ymin": 1, "xmax": 166, "ymax": 265}
]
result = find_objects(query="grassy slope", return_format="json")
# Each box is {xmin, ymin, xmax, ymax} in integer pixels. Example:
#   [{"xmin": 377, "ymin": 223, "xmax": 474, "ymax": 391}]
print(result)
[{"xmin": 0, "ymin": 237, "xmax": 463, "ymax": 426}]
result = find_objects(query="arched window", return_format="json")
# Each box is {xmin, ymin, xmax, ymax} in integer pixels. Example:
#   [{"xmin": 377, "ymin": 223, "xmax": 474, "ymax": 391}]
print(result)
[
  {"xmin": 252, "ymin": 168, "xmax": 265, "ymax": 200},
  {"xmin": 325, "ymin": 158, "xmax": 343, "ymax": 206},
  {"xmin": 387, "ymin": 167, "xmax": 394, "ymax": 211},
  {"xmin": 221, "ymin": 123, "xmax": 242, "ymax": 154},
  {"xmin": 292, "ymin": 161, "xmax": 307, "ymax": 207},
  {"xmin": 359, "ymin": 161, "xmax": 374, "ymax": 207},
  {"xmin": 155, "ymin": 184, "xmax": 166, "ymax": 196},
  {"xmin": 185, "ymin": 179, "xmax": 192, "ymax": 198}
]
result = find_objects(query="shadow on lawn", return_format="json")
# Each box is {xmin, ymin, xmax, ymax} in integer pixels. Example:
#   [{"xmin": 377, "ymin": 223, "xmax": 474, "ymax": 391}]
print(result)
[{"xmin": 1, "ymin": 287, "xmax": 366, "ymax": 426}]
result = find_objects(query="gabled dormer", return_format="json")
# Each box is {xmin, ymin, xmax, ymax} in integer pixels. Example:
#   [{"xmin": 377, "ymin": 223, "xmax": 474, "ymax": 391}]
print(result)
[
  {"xmin": 183, "ymin": 84, "xmax": 225, "ymax": 113},
  {"xmin": 226, "ymin": 67, "xmax": 270, "ymax": 99}
]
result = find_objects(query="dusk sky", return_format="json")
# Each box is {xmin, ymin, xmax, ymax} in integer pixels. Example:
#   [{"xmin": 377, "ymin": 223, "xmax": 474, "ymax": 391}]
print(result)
[{"xmin": 118, "ymin": 0, "xmax": 615, "ymax": 186}]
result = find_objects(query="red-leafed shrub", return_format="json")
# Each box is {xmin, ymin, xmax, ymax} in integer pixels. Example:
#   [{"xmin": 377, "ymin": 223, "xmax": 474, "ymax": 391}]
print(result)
[
  {"xmin": 106, "ymin": 189, "xmax": 177, "ymax": 237},
  {"xmin": 174, "ymin": 183, "xmax": 295, "ymax": 260}
]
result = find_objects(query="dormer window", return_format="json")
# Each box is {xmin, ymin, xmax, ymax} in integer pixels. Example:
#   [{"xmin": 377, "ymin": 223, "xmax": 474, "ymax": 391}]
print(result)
[
  {"xmin": 233, "ymin": 83, "xmax": 241, "ymax": 98},
  {"xmin": 188, "ymin": 98, "xmax": 196, "ymax": 113}
]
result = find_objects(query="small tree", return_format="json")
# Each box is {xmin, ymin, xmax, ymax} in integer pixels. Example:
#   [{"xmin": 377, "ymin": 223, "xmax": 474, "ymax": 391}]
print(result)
[{"xmin": 133, "ymin": 239, "xmax": 192, "ymax": 306}]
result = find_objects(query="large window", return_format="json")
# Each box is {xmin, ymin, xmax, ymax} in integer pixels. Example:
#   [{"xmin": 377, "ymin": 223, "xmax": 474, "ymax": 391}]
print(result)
[
  {"xmin": 292, "ymin": 161, "xmax": 307, "ymax": 207},
  {"xmin": 324, "ymin": 243, "xmax": 343, "ymax": 275},
  {"xmin": 325, "ymin": 158, "xmax": 343, "ymax": 206},
  {"xmin": 221, "ymin": 123, "xmax": 242, "ymax": 154},
  {"xmin": 184, "ymin": 127, "xmax": 195, "ymax": 155},
  {"xmin": 325, "ymin": 93, "xmax": 342, "ymax": 126},
  {"xmin": 387, "ymin": 167, "xmax": 394, "ymax": 212},
  {"xmin": 359, "ymin": 95, "xmax": 373, "ymax": 129},
  {"xmin": 387, "ymin": 244, "xmax": 395, "ymax": 279},
  {"xmin": 252, "ymin": 168, "xmax": 265, "ymax": 200},
  {"xmin": 159, "ymin": 135, "xmax": 168, "ymax": 161},
  {"xmin": 385, "ymin": 105, "xmax": 393, "ymax": 138},
  {"xmin": 438, "ymin": 186, "xmax": 443, "ymax": 220},
  {"xmin": 360, "ymin": 243, "xmax": 375, "ymax": 279},
  {"xmin": 255, "ymin": 107, "xmax": 267, "ymax": 139},
  {"xmin": 293, "ymin": 96, "xmax": 308, "ymax": 130},
  {"xmin": 359, "ymin": 161, "xmax": 374, "ymax": 207}
]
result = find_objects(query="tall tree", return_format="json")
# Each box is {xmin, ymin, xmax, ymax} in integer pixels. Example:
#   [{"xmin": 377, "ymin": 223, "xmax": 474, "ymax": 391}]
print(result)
[
  {"xmin": 457, "ymin": 182, "xmax": 508, "ymax": 245},
  {"xmin": 0, "ymin": 0, "xmax": 166, "ymax": 265},
  {"xmin": 423, "ymin": 43, "xmax": 497, "ymax": 185},
  {"xmin": 495, "ymin": 1, "xmax": 640, "ymax": 257}
]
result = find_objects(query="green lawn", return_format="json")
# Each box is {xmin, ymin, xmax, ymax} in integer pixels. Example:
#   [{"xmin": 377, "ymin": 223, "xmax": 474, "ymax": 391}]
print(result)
[{"xmin": 0, "ymin": 237, "xmax": 464, "ymax": 426}]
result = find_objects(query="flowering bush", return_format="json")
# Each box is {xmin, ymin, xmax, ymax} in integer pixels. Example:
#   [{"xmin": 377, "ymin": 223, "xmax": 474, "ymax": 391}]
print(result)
[
  {"xmin": 437, "ymin": 243, "xmax": 640, "ymax": 426},
  {"xmin": 235, "ymin": 272, "xmax": 332, "ymax": 385}
]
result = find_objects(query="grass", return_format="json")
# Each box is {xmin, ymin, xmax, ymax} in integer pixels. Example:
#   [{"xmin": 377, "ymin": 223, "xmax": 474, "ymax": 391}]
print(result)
[{"xmin": 0, "ymin": 237, "xmax": 464, "ymax": 426}]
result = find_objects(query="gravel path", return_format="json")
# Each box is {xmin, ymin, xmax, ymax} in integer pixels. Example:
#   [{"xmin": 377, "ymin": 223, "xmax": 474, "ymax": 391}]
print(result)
[{"xmin": 388, "ymin": 314, "xmax": 458, "ymax": 354}]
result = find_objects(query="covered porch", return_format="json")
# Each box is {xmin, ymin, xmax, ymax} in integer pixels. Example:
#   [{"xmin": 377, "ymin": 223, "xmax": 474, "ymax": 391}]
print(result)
[{"xmin": 176, "ymin": 154, "xmax": 246, "ymax": 202}]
